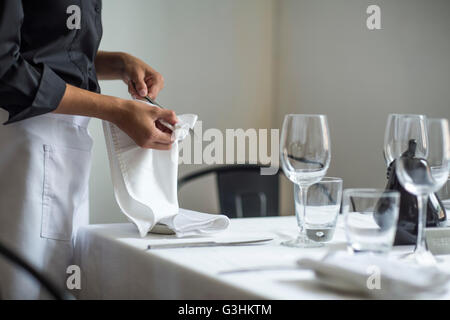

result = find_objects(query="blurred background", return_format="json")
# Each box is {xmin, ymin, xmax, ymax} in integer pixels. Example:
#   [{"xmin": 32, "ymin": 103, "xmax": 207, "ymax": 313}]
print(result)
[{"xmin": 89, "ymin": 0, "xmax": 450, "ymax": 223}]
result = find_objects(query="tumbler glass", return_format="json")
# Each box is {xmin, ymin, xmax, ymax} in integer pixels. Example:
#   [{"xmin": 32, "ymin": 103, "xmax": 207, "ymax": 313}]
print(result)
[
  {"xmin": 343, "ymin": 189, "xmax": 400, "ymax": 254},
  {"xmin": 295, "ymin": 177, "xmax": 343, "ymax": 244}
]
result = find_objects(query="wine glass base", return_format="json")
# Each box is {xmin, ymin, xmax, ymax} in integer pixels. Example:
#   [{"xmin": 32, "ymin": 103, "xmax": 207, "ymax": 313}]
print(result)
[
  {"xmin": 281, "ymin": 235, "xmax": 324, "ymax": 248},
  {"xmin": 402, "ymin": 249, "xmax": 437, "ymax": 267}
]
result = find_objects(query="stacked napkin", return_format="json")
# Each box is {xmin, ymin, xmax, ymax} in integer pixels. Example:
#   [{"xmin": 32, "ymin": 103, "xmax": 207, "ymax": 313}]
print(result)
[
  {"xmin": 103, "ymin": 101, "xmax": 229, "ymax": 237},
  {"xmin": 298, "ymin": 252, "xmax": 450, "ymax": 299}
]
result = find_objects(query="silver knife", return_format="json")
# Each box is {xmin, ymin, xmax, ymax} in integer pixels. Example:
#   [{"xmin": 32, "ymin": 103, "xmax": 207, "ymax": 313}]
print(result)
[
  {"xmin": 147, "ymin": 238, "xmax": 273, "ymax": 250},
  {"xmin": 218, "ymin": 265, "xmax": 299, "ymax": 275},
  {"xmin": 141, "ymin": 95, "xmax": 165, "ymax": 109}
]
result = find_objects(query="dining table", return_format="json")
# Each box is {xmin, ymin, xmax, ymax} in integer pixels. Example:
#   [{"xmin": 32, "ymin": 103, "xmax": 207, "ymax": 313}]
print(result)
[{"xmin": 73, "ymin": 215, "xmax": 450, "ymax": 299}]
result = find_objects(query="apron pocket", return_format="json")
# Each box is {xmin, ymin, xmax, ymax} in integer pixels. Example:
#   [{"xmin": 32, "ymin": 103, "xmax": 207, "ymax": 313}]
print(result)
[{"xmin": 41, "ymin": 144, "xmax": 91, "ymax": 241}]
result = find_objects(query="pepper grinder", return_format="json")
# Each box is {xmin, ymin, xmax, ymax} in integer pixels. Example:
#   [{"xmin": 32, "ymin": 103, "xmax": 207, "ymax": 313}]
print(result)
[{"xmin": 375, "ymin": 140, "xmax": 447, "ymax": 245}]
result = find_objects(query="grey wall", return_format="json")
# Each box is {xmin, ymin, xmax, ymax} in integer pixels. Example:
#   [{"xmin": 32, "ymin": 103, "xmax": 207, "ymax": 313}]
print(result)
[
  {"xmin": 275, "ymin": 0, "xmax": 450, "ymax": 212},
  {"xmin": 89, "ymin": 0, "xmax": 450, "ymax": 223}
]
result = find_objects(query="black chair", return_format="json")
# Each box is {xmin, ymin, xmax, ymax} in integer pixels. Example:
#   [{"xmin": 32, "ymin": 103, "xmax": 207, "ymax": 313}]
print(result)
[{"xmin": 178, "ymin": 165, "xmax": 281, "ymax": 218}]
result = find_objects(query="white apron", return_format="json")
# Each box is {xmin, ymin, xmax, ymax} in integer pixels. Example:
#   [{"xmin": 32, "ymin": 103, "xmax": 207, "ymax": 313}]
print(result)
[{"xmin": 0, "ymin": 109, "xmax": 92, "ymax": 299}]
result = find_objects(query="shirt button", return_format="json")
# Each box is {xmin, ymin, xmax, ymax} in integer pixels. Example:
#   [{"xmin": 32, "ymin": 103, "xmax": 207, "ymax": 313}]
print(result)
[{"xmin": 95, "ymin": 4, "xmax": 101, "ymax": 13}]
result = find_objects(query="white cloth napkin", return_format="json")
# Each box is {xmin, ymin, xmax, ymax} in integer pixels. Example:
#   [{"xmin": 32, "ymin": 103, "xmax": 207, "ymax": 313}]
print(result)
[
  {"xmin": 103, "ymin": 101, "xmax": 229, "ymax": 237},
  {"xmin": 297, "ymin": 252, "xmax": 450, "ymax": 299},
  {"xmin": 154, "ymin": 208, "xmax": 231, "ymax": 237}
]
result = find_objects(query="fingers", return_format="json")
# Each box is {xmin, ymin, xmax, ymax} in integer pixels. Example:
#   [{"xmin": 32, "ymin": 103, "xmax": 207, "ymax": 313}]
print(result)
[
  {"xmin": 155, "ymin": 108, "xmax": 178, "ymax": 126},
  {"xmin": 147, "ymin": 142, "xmax": 173, "ymax": 151},
  {"xmin": 127, "ymin": 66, "xmax": 148, "ymax": 97},
  {"xmin": 151, "ymin": 128, "xmax": 173, "ymax": 145},
  {"xmin": 127, "ymin": 69, "xmax": 164, "ymax": 100},
  {"xmin": 156, "ymin": 120, "xmax": 173, "ymax": 134},
  {"xmin": 145, "ymin": 73, "xmax": 164, "ymax": 100},
  {"xmin": 125, "ymin": 98, "xmax": 178, "ymax": 150},
  {"xmin": 136, "ymin": 124, "xmax": 173, "ymax": 149},
  {"xmin": 134, "ymin": 125, "xmax": 174, "ymax": 149},
  {"xmin": 127, "ymin": 79, "xmax": 147, "ymax": 98},
  {"xmin": 127, "ymin": 81, "xmax": 139, "ymax": 98},
  {"xmin": 134, "ymin": 78, "xmax": 148, "ymax": 97}
]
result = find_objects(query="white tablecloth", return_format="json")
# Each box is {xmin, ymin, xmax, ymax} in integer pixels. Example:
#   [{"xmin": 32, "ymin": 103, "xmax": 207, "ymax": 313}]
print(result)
[{"xmin": 73, "ymin": 216, "xmax": 450, "ymax": 299}]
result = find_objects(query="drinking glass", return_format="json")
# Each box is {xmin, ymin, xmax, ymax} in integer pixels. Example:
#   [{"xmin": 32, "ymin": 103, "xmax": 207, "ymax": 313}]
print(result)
[
  {"xmin": 295, "ymin": 177, "xmax": 343, "ymax": 244},
  {"xmin": 384, "ymin": 114, "xmax": 428, "ymax": 167},
  {"xmin": 280, "ymin": 114, "xmax": 331, "ymax": 247},
  {"xmin": 343, "ymin": 189, "xmax": 400, "ymax": 254},
  {"xmin": 396, "ymin": 118, "xmax": 450, "ymax": 265}
]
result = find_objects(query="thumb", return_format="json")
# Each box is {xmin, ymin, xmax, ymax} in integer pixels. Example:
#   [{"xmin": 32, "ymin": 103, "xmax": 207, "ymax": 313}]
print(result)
[{"xmin": 133, "ymin": 78, "xmax": 148, "ymax": 97}]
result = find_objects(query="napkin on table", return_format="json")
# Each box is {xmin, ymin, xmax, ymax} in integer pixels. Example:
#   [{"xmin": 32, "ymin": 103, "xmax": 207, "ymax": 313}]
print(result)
[
  {"xmin": 103, "ymin": 100, "xmax": 229, "ymax": 237},
  {"xmin": 297, "ymin": 251, "xmax": 450, "ymax": 298},
  {"xmin": 154, "ymin": 208, "xmax": 231, "ymax": 237}
]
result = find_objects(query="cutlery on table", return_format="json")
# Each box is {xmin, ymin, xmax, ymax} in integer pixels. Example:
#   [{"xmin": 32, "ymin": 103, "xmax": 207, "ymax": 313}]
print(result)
[
  {"xmin": 146, "ymin": 238, "xmax": 273, "ymax": 250},
  {"xmin": 217, "ymin": 265, "xmax": 299, "ymax": 275}
]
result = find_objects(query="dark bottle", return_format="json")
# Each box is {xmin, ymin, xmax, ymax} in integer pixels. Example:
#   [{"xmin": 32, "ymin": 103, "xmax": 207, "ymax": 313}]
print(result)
[{"xmin": 375, "ymin": 140, "xmax": 447, "ymax": 245}]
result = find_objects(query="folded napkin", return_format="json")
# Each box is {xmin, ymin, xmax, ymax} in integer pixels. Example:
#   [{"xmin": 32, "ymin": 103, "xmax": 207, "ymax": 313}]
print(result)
[
  {"xmin": 152, "ymin": 208, "xmax": 230, "ymax": 237},
  {"xmin": 103, "ymin": 100, "xmax": 229, "ymax": 237},
  {"xmin": 298, "ymin": 252, "xmax": 450, "ymax": 299}
]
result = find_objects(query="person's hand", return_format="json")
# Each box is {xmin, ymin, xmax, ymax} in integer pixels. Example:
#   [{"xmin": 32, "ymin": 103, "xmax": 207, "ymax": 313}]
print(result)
[
  {"xmin": 114, "ymin": 99, "xmax": 178, "ymax": 150},
  {"xmin": 121, "ymin": 53, "xmax": 164, "ymax": 100}
]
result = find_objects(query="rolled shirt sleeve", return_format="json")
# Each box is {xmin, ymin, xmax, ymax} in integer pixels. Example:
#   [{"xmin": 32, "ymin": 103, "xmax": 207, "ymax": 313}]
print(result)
[{"xmin": 0, "ymin": 0, "xmax": 67, "ymax": 124}]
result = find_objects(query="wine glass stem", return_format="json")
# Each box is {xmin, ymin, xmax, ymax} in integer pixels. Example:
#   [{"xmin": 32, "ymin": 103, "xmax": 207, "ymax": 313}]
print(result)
[
  {"xmin": 415, "ymin": 194, "xmax": 428, "ymax": 253},
  {"xmin": 297, "ymin": 185, "xmax": 309, "ymax": 236}
]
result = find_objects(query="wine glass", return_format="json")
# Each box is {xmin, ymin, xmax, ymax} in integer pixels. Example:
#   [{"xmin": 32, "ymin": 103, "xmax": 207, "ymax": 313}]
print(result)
[
  {"xmin": 384, "ymin": 114, "xmax": 428, "ymax": 167},
  {"xmin": 280, "ymin": 114, "xmax": 331, "ymax": 247},
  {"xmin": 396, "ymin": 118, "xmax": 450, "ymax": 265}
]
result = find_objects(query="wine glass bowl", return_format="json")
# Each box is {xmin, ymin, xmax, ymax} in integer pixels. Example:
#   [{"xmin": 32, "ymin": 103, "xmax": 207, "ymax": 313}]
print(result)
[
  {"xmin": 281, "ymin": 115, "xmax": 331, "ymax": 185},
  {"xmin": 396, "ymin": 158, "xmax": 440, "ymax": 196},
  {"xmin": 397, "ymin": 119, "xmax": 450, "ymax": 197},
  {"xmin": 384, "ymin": 114, "xmax": 428, "ymax": 167}
]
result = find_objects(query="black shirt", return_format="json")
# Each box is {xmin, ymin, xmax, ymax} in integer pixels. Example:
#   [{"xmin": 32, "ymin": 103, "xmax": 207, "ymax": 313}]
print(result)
[{"xmin": 0, "ymin": 0, "xmax": 103, "ymax": 124}]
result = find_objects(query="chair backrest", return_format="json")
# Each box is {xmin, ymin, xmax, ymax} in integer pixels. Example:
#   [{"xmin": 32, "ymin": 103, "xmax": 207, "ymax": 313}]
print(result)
[{"xmin": 178, "ymin": 165, "xmax": 280, "ymax": 218}]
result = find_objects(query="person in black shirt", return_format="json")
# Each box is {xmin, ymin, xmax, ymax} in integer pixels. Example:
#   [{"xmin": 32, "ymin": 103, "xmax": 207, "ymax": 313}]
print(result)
[{"xmin": 0, "ymin": 0, "xmax": 177, "ymax": 299}]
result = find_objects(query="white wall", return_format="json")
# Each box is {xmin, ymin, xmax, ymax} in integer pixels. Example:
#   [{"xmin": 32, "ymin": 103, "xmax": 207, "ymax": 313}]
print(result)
[
  {"xmin": 90, "ymin": 0, "xmax": 450, "ymax": 223},
  {"xmin": 89, "ymin": 0, "xmax": 275, "ymax": 223},
  {"xmin": 274, "ymin": 0, "xmax": 450, "ymax": 212}
]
